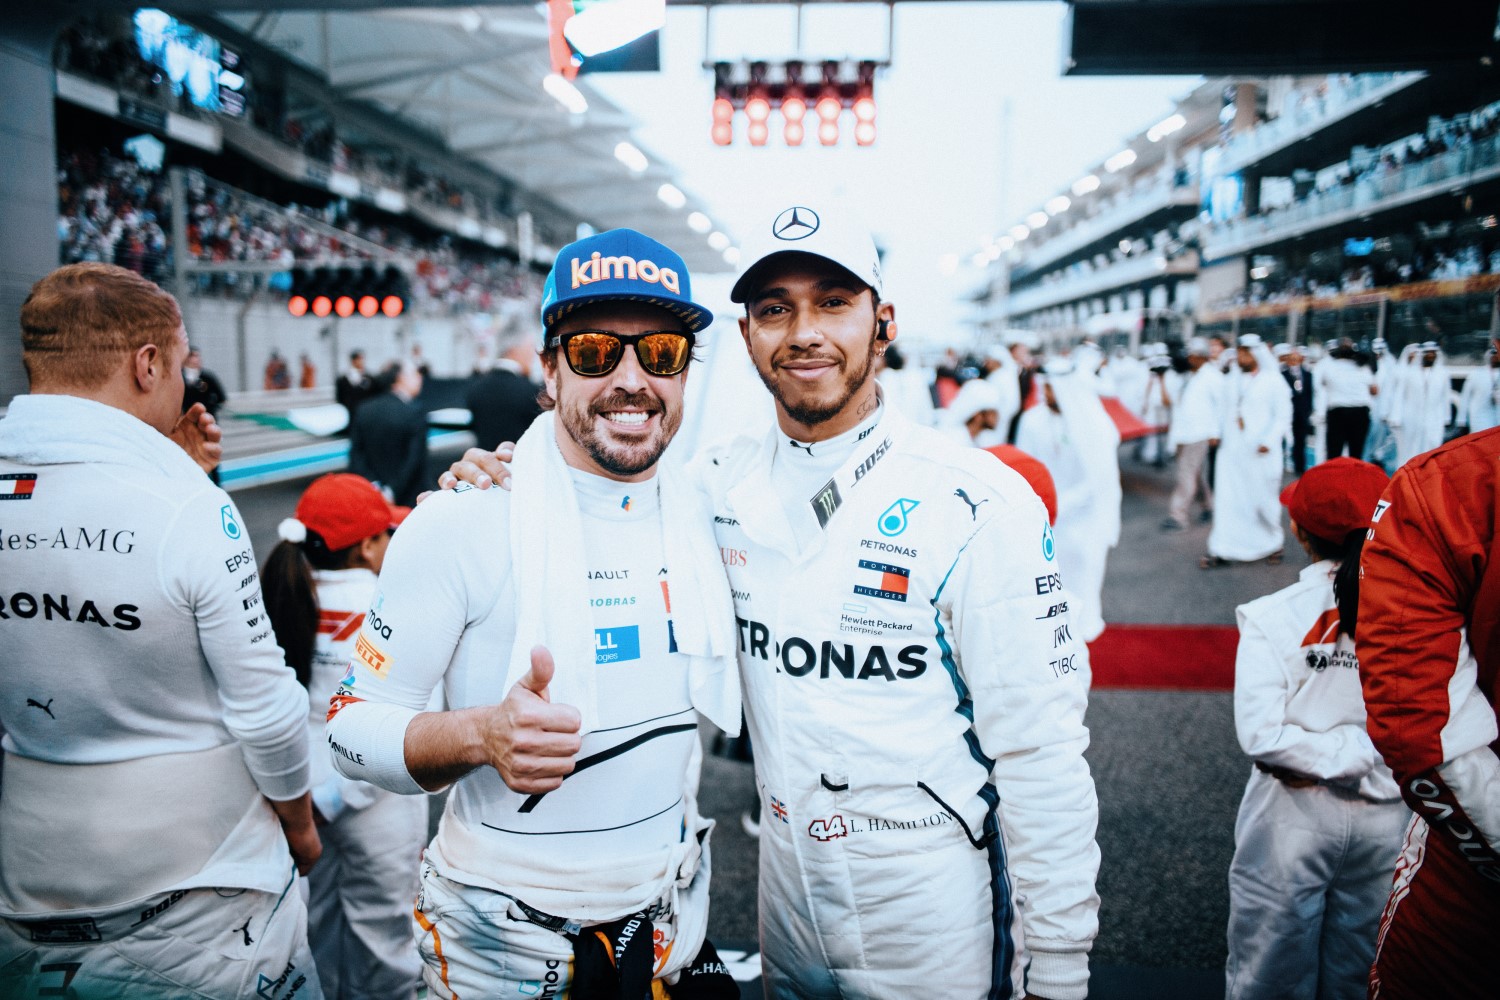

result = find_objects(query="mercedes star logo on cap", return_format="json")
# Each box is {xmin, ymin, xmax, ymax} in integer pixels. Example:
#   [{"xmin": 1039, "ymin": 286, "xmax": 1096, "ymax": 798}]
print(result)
[{"xmin": 772, "ymin": 206, "xmax": 820, "ymax": 241}]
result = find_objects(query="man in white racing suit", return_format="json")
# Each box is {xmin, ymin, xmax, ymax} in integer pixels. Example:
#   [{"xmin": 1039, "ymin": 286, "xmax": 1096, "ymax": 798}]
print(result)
[
  {"xmin": 323, "ymin": 230, "xmax": 741, "ymax": 999},
  {"xmin": 0, "ymin": 263, "xmax": 322, "ymax": 1000},
  {"xmin": 714, "ymin": 204, "xmax": 1100, "ymax": 1000}
]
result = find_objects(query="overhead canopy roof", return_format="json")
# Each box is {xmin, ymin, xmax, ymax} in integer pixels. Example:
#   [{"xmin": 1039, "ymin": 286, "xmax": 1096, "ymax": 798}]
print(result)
[{"xmin": 207, "ymin": 6, "xmax": 731, "ymax": 272}]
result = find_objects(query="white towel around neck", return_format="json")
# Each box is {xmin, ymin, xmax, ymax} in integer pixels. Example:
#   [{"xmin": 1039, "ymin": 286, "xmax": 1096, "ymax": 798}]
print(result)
[{"xmin": 504, "ymin": 415, "xmax": 740, "ymax": 737}]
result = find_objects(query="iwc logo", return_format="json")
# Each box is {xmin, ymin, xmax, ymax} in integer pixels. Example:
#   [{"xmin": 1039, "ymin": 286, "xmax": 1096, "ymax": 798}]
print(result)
[{"xmin": 773, "ymin": 207, "xmax": 820, "ymax": 241}]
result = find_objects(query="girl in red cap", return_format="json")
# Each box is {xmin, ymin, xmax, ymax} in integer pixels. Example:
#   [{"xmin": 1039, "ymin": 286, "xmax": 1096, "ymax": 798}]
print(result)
[
  {"xmin": 1224, "ymin": 457, "xmax": 1410, "ymax": 1000},
  {"xmin": 261, "ymin": 474, "xmax": 425, "ymax": 1000}
]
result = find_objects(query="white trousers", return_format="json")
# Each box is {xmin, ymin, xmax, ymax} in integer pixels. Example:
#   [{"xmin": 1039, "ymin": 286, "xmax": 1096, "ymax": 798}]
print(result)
[
  {"xmin": 0, "ymin": 868, "xmax": 321, "ymax": 1000},
  {"xmin": 411, "ymin": 849, "xmax": 711, "ymax": 999},
  {"xmin": 307, "ymin": 790, "xmax": 427, "ymax": 1000},
  {"xmin": 1225, "ymin": 769, "xmax": 1408, "ymax": 1000}
]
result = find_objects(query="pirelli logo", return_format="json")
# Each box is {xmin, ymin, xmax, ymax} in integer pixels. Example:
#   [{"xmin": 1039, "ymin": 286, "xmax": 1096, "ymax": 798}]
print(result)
[{"xmin": 354, "ymin": 632, "xmax": 391, "ymax": 678}]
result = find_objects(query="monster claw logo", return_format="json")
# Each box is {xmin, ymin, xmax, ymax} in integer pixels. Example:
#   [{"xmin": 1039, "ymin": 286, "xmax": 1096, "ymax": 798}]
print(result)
[{"xmin": 877, "ymin": 498, "xmax": 919, "ymax": 537}]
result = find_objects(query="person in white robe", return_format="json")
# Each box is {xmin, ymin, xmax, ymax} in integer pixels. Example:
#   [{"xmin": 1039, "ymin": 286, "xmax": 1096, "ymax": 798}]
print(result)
[
  {"xmin": 1204, "ymin": 334, "xmax": 1293, "ymax": 568},
  {"xmin": 944, "ymin": 377, "xmax": 1003, "ymax": 447},
  {"xmin": 1016, "ymin": 356, "xmax": 1122, "ymax": 642},
  {"xmin": 1388, "ymin": 340, "xmax": 1450, "ymax": 467},
  {"xmin": 1362, "ymin": 338, "xmax": 1398, "ymax": 472},
  {"xmin": 985, "ymin": 329, "xmax": 1041, "ymax": 442},
  {"xmin": 1457, "ymin": 344, "xmax": 1500, "ymax": 434}
]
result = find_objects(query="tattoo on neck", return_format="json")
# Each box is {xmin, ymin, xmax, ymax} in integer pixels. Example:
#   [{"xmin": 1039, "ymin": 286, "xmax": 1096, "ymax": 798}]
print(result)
[{"xmin": 856, "ymin": 394, "xmax": 878, "ymax": 418}]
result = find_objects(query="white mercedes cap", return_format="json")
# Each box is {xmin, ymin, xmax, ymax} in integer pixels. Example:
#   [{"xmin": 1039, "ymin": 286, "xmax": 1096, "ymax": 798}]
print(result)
[{"xmin": 730, "ymin": 203, "xmax": 883, "ymax": 303}]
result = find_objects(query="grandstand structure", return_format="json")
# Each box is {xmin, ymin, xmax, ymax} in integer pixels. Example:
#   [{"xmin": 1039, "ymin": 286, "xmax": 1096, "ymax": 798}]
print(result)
[
  {"xmin": 1, "ymin": 5, "xmax": 729, "ymax": 403},
  {"xmin": 979, "ymin": 69, "xmax": 1500, "ymax": 364}
]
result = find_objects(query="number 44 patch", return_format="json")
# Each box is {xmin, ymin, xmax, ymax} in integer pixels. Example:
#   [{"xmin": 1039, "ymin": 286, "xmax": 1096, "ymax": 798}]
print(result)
[{"xmin": 807, "ymin": 815, "xmax": 849, "ymax": 841}]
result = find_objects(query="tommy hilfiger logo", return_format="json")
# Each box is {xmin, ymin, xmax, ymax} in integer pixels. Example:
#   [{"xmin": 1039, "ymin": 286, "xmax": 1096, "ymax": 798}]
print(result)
[
  {"xmin": 0, "ymin": 474, "xmax": 38, "ymax": 500},
  {"xmin": 570, "ymin": 252, "xmax": 680, "ymax": 293}
]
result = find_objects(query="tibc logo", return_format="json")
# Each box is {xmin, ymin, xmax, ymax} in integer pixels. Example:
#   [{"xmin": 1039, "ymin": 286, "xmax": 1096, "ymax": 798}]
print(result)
[{"xmin": 570, "ymin": 252, "xmax": 680, "ymax": 293}]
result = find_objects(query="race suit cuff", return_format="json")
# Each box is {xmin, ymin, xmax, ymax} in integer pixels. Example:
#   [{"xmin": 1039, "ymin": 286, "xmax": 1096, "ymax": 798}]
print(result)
[
  {"xmin": 327, "ymin": 701, "xmax": 426, "ymax": 796},
  {"xmin": 1027, "ymin": 948, "xmax": 1089, "ymax": 1000}
]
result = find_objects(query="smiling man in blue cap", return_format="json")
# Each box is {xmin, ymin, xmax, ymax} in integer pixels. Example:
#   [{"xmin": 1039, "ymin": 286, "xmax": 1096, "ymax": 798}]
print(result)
[{"xmin": 323, "ymin": 229, "xmax": 741, "ymax": 999}]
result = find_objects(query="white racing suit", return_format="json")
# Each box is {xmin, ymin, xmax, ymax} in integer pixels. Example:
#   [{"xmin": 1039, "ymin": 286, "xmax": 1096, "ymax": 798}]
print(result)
[
  {"xmin": 702, "ymin": 405, "xmax": 1100, "ymax": 1000},
  {"xmin": 1226, "ymin": 562, "xmax": 1408, "ymax": 1000}
]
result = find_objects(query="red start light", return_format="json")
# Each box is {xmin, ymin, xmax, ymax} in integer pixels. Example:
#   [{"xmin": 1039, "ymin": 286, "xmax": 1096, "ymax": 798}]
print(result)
[
  {"xmin": 357, "ymin": 295, "xmax": 379, "ymax": 318},
  {"xmin": 816, "ymin": 95, "xmax": 842, "ymax": 123},
  {"xmin": 855, "ymin": 121, "xmax": 876, "ymax": 146},
  {"xmin": 711, "ymin": 121, "xmax": 732, "ymax": 146},
  {"xmin": 853, "ymin": 97, "xmax": 876, "ymax": 123},
  {"xmin": 748, "ymin": 121, "xmax": 769, "ymax": 146},
  {"xmin": 381, "ymin": 295, "xmax": 405, "ymax": 318},
  {"xmin": 287, "ymin": 295, "xmax": 309, "ymax": 317},
  {"xmin": 334, "ymin": 295, "xmax": 356, "ymax": 318},
  {"xmin": 782, "ymin": 97, "xmax": 807, "ymax": 123},
  {"xmin": 818, "ymin": 120, "xmax": 839, "ymax": 146},
  {"xmin": 745, "ymin": 96, "xmax": 771, "ymax": 123},
  {"xmin": 784, "ymin": 120, "xmax": 805, "ymax": 146},
  {"xmin": 311, "ymin": 295, "xmax": 333, "ymax": 318},
  {"xmin": 712, "ymin": 97, "xmax": 734, "ymax": 123}
]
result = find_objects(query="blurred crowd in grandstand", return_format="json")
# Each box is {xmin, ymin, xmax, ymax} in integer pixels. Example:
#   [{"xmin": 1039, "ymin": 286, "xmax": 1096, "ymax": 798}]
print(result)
[{"xmin": 57, "ymin": 146, "xmax": 544, "ymax": 317}]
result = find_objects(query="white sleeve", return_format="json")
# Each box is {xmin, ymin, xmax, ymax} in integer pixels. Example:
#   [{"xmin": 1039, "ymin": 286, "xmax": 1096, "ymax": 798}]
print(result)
[
  {"xmin": 168, "ymin": 489, "xmax": 310, "ymax": 802},
  {"xmin": 948, "ymin": 497, "xmax": 1099, "ymax": 998},
  {"xmin": 325, "ymin": 488, "xmax": 508, "ymax": 795},
  {"xmin": 1232, "ymin": 607, "xmax": 1379, "ymax": 783}
]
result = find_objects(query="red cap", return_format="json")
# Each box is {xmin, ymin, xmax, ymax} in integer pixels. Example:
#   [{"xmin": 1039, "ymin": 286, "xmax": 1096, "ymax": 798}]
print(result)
[
  {"xmin": 1279, "ymin": 457, "xmax": 1389, "ymax": 545},
  {"xmin": 985, "ymin": 445, "xmax": 1058, "ymax": 525},
  {"xmin": 294, "ymin": 473, "xmax": 409, "ymax": 551}
]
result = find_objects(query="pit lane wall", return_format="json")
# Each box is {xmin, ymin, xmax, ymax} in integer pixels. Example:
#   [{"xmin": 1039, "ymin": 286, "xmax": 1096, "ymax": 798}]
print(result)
[{"xmin": 179, "ymin": 296, "xmax": 496, "ymax": 392}]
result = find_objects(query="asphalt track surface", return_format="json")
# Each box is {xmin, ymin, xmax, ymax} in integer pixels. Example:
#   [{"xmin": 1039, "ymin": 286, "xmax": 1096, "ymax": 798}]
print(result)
[{"xmin": 236, "ymin": 442, "xmax": 1307, "ymax": 999}]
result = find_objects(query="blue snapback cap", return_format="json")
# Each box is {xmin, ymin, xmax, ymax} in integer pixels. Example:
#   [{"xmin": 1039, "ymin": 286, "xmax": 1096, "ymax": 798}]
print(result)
[{"xmin": 539, "ymin": 229, "xmax": 714, "ymax": 343}]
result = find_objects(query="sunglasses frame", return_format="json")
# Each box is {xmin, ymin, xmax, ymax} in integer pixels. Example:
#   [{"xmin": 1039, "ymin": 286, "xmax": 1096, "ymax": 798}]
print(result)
[{"xmin": 547, "ymin": 329, "xmax": 695, "ymax": 378}]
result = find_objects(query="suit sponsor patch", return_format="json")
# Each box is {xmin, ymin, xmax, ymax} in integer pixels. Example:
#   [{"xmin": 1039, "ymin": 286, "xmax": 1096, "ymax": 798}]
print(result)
[
  {"xmin": 0, "ymin": 473, "xmax": 38, "ymax": 500},
  {"xmin": 852, "ymin": 559, "xmax": 909, "ymax": 603}
]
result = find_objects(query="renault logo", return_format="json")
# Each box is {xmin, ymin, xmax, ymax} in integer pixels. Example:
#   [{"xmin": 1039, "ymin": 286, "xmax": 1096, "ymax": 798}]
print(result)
[{"xmin": 772, "ymin": 207, "xmax": 820, "ymax": 241}]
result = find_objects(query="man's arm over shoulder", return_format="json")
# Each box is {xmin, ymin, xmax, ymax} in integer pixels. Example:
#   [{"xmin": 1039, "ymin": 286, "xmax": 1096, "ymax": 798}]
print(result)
[
  {"xmin": 1359, "ymin": 452, "xmax": 1500, "ymax": 865},
  {"xmin": 170, "ymin": 488, "xmax": 310, "ymax": 802},
  {"xmin": 945, "ymin": 490, "xmax": 1099, "ymax": 1000}
]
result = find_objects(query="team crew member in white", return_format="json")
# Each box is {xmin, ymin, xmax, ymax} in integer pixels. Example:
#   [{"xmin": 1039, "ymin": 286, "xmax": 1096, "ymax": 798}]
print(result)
[
  {"xmin": 1314, "ymin": 342, "xmax": 1377, "ymax": 460},
  {"xmin": 1224, "ymin": 459, "xmax": 1409, "ymax": 1000},
  {"xmin": 1203, "ymin": 335, "xmax": 1293, "ymax": 569},
  {"xmin": 1389, "ymin": 340, "xmax": 1450, "ymax": 467},
  {"xmin": 443, "ymin": 207, "xmax": 1102, "ymax": 999},
  {"xmin": 717, "ymin": 205, "xmax": 1099, "ymax": 1000},
  {"xmin": 260, "ymin": 474, "xmax": 424, "ymax": 1000},
  {"xmin": 0, "ymin": 263, "xmax": 322, "ymax": 1000},
  {"xmin": 1161, "ymin": 337, "xmax": 1224, "ymax": 530},
  {"xmin": 324, "ymin": 231, "xmax": 741, "ymax": 999},
  {"xmin": 1015, "ymin": 356, "xmax": 1122, "ymax": 643},
  {"xmin": 1457, "ymin": 343, "xmax": 1500, "ymax": 434}
]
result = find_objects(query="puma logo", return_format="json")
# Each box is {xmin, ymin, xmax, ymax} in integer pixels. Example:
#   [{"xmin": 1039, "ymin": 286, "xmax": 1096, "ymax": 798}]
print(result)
[
  {"xmin": 954, "ymin": 489, "xmax": 988, "ymax": 521},
  {"xmin": 234, "ymin": 917, "xmax": 254, "ymax": 946},
  {"xmin": 26, "ymin": 698, "xmax": 54, "ymax": 719}
]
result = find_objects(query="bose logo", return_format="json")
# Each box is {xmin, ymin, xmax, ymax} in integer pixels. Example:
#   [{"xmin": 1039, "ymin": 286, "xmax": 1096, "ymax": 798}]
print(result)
[{"xmin": 570, "ymin": 253, "xmax": 681, "ymax": 293}]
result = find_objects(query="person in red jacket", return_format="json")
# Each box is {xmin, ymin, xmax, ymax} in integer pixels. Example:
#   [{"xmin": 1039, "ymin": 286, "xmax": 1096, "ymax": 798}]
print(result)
[{"xmin": 1357, "ymin": 425, "xmax": 1500, "ymax": 1000}]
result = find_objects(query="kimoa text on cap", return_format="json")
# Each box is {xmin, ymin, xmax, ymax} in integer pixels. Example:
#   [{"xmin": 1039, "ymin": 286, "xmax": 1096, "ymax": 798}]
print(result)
[{"xmin": 570, "ymin": 252, "xmax": 680, "ymax": 294}]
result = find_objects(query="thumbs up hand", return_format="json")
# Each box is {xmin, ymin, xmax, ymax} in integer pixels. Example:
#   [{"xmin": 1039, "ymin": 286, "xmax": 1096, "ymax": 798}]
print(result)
[{"xmin": 485, "ymin": 645, "xmax": 582, "ymax": 793}]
